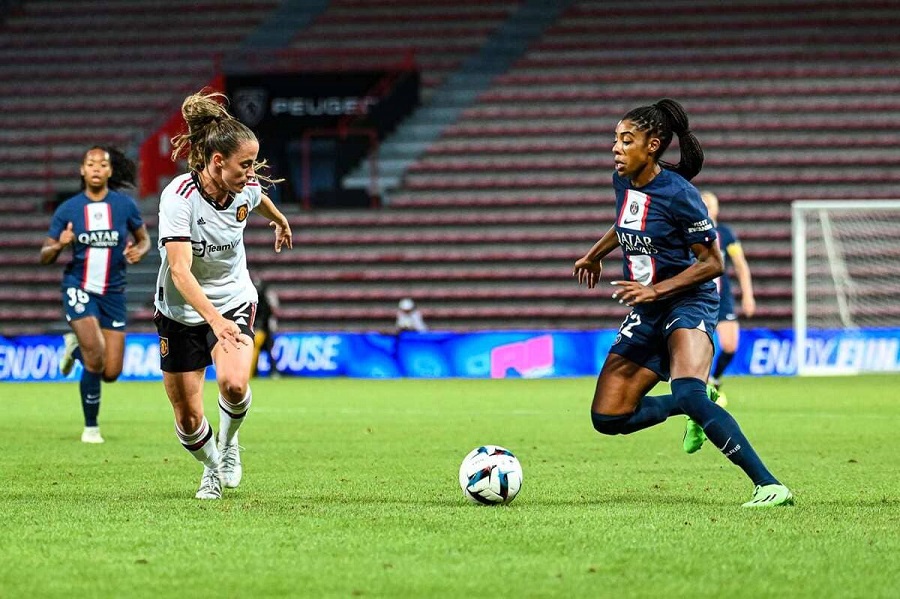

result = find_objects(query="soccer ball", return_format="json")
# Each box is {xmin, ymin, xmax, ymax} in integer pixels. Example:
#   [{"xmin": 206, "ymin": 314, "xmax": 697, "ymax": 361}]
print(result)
[{"xmin": 458, "ymin": 445, "xmax": 523, "ymax": 505}]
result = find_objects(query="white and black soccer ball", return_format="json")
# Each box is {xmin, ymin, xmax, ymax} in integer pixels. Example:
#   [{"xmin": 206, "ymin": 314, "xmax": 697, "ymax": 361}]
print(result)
[{"xmin": 458, "ymin": 445, "xmax": 523, "ymax": 505}]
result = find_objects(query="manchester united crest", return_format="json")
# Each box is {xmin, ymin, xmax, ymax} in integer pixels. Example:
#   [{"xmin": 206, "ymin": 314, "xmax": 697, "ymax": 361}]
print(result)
[
  {"xmin": 236, "ymin": 204, "xmax": 249, "ymax": 222},
  {"xmin": 159, "ymin": 337, "xmax": 169, "ymax": 357}
]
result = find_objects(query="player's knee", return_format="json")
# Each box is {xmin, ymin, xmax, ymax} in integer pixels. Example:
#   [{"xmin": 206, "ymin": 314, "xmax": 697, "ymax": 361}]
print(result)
[
  {"xmin": 591, "ymin": 412, "xmax": 630, "ymax": 436},
  {"xmin": 219, "ymin": 378, "xmax": 248, "ymax": 403},
  {"xmin": 175, "ymin": 413, "xmax": 204, "ymax": 435},
  {"xmin": 82, "ymin": 349, "xmax": 105, "ymax": 373},
  {"xmin": 102, "ymin": 370, "xmax": 121, "ymax": 383}
]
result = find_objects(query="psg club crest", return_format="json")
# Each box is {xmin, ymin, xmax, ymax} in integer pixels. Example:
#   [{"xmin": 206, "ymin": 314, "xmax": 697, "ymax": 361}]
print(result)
[
  {"xmin": 629, "ymin": 202, "xmax": 639, "ymax": 215},
  {"xmin": 233, "ymin": 88, "xmax": 268, "ymax": 127},
  {"xmin": 159, "ymin": 337, "xmax": 169, "ymax": 358},
  {"xmin": 236, "ymin": 204, "xmax": 249, "ymax": 222}
]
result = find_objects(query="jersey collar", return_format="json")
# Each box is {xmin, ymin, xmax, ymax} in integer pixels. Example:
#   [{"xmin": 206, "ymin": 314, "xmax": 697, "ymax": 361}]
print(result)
[{"xmin": 192, "ymin": 171, "xmax": 235, "ymax": 211}]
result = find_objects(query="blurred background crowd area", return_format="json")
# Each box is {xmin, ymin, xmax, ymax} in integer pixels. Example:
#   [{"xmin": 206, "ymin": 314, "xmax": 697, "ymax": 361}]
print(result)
[{"xmin": 2, "ymin": 0, "xmax": 898, "ymax": 335}]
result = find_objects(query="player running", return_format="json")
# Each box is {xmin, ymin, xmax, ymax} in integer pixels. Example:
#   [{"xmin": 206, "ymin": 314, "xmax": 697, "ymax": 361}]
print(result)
[
  {"xmin": 573, "ymin": 99, "xmax": 792, "ymax": 508},
  {"xmin": 41, "ymin": 146, "xmax": 151, "ymax": 443},
  {"xmin": 155, "ymin": 90, "xmax": 292, "ymax": 499},
  {"xmin": 701, "ymin": 190, "xmax": 756, "ymax": 396}
]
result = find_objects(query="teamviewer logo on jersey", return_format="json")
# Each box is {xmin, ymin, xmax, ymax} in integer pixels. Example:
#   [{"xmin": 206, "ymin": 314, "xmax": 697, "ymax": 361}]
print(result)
[{"xmin": 234, "ymin": 88, "xmax": 268, "ymax": 127}]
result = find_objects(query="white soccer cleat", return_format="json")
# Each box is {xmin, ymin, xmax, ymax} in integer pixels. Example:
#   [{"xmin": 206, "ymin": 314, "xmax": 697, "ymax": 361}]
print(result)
[
  {"xmin": 219, "ymin": 439, "xmax": 243, "ymax": 488},
  {"xmin": 195, "ymin": 466, "xmax": 223, "ymax": 500},
  {"xmin": 81, "ymin": 426, "xmax": 104, "ymax": 444},
  {"xmin": 60, "ymin": 333, "xmax": 79, "ymax": 376}
]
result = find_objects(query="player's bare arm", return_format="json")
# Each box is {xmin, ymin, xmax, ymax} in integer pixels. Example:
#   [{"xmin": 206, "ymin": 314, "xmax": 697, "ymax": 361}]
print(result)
[
  {"xmin": 39, "ymin": 223, "xmax": 75, "ymax": 265},
  {"xmin": 728, "ymin": 245, "xmax": 756, "ymax": 317},
  {"xmin": 123, "ymin": 224, "xmax": 152, "ymax": 264},
  {"xmin": 574, "ymin": 226, "xmax": 618, "ymax": 288},
  {"xmin": 165, "ymin": 240, "xmax": 246, "ymax": 351},
  {"xmin": 612, "ymin": 241, "xmax": 724, "ymax": 306},
  {"xmin": 254, "ymin": 194, "xmax": 293, "ymax": 253}
]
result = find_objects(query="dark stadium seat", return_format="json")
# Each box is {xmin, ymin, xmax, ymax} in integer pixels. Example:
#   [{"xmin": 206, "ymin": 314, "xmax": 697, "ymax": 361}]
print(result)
[
  {"xmin": 288, "ymin": 0, "xmax": 521, "ymax": 94},
  {"xmin": 5, "ymin": 0, "xmax": 900, "ymax": 334}
]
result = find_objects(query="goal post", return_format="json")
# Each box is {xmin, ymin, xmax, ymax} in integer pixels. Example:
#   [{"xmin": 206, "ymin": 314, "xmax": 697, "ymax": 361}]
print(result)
[{"xmin": 792, "ymin": 200, "xmax": 900, "ymax": 375}]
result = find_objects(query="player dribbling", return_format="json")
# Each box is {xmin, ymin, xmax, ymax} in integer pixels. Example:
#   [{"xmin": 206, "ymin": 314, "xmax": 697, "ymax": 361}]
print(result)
[
  {"xmin": 574, "ymin": 99, "xmax": 792, "ymax": 508},
  {"xmin": 154, "ymin": 89, "xmax": 292, "ymax": 499}
]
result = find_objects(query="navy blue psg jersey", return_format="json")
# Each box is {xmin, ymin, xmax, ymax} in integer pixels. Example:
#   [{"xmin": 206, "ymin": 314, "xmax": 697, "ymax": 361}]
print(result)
[
  {"xmin": 612, "ymin": 169, "xmax": 717, "ymax": 297},
  {"xmin": 48, "ymin": 190, "xmax": 144, "ymax": 295},
  {"xmin": 715, "ymin": 222, "xmax": 739, "ymax": 299}
]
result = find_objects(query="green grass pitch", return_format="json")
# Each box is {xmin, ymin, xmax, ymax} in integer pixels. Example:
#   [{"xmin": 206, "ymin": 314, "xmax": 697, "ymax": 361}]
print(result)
[{"xmin": 2, "ymin": 375, "xmax": 899, "ymax": 598}]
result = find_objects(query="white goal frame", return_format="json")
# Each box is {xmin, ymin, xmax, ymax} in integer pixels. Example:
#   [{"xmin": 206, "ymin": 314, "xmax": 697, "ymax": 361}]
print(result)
[{"xmin": 792, "ymin": 199, "xmax": 900, "ymax": 375}]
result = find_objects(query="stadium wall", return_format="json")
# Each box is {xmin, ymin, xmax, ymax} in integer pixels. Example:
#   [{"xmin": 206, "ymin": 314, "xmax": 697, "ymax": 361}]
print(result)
[{"xmin": 3, "ymin": 328, "xmax": 900, "ymax": 382}]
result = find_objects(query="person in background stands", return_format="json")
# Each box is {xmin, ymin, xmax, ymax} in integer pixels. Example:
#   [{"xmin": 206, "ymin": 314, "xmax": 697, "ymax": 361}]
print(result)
[
  {"xmin": 251, "ymin": 275, "xmax": 281, "ymax": 377},
  {"xmin": 573, "ymin": 98, "xmax": 792, "ymax": 507},
  {"xmin": 40, "ymin": 146, "xmax": 151, "ymax": 444},
  {"xmin": 154, "ymin": 90, "xmax": 292, "ymax": 500},
  {"xmin": 396, "ymin": 297, "xmax": 428, "ymax": 332},
  {"xmin": 701, "ymin": 191, "xmax": 756, "ymax": 398}
]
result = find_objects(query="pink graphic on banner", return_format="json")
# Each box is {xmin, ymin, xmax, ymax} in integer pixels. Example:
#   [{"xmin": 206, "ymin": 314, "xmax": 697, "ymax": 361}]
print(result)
[{"xmin": 490, "ymin": 335, "xmax": 554, "ymax": 379}]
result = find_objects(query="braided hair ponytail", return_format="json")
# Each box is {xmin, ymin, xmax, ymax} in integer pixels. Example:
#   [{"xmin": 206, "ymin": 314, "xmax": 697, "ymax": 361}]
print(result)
[{"xmin": 622, "ymin": 98, "xmax": 704, "ymax": 181}]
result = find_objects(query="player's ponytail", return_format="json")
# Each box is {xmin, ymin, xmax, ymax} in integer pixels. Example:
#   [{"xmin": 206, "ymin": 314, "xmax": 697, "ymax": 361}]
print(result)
[
  {"xmin": 622, "ymin": 98, "xmax": 704, "ymax": 181},
  {"xmin": 170, "ymin": 88, "xmax": 281, "ymax": 187},
  {"xmin": 654, "ymin": 99, "xmax": 704, "ymax": 181},
  {"xmin": 105, "ymin": 146, "xmax": 137, "ymax": 191}
]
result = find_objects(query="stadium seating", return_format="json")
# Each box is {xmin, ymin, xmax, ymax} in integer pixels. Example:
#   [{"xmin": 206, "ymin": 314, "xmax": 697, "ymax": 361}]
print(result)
[
  {"xmin": 362, "ymin": 0, "xmax": 900, "ymax": 332},
  {"xmin": 4, "ymin": 0, "xmax": 900, "ymax": 335},
  {"xmin": 288, "ymin": 0, "xmax": 522, "ymax": 96},
  {"xmin": 0, "ymin": 0, "xmax": 280, "ymax": 335}
]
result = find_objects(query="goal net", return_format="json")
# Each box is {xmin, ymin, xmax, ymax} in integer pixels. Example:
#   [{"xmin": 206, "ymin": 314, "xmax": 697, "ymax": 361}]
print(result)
[{"xmin": 792, "ymin": 200, "xmax": 900, "ymax": 375}]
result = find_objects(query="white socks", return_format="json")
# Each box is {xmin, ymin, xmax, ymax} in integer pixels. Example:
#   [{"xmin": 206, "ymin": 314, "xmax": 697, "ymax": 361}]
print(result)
[
  {"xmin": 218, "ymin": 388, "xmax": 252, "ymax": 447},
  {"xmin": 175, "ymin": 417, "xmax": 220, "ymax": 470}
]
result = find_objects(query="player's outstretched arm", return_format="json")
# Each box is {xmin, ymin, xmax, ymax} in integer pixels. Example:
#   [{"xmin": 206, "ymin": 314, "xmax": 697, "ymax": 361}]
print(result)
[
  {"xmin": 574, "ymin": 226, "xmax": 618, "ymax": 289},
  {"xmin": 254, "ymin": 194, "xmax": 292, "ymax": 253},
  {"xmin": 650, "ymin": 241, "xmax": 724, "ymax": 302}
]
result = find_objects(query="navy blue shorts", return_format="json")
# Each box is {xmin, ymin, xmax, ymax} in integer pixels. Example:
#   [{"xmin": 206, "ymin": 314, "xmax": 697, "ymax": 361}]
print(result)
[
  {"xmin": 608, "ymin": 289, "xmax": 719, "ymax": 381},
  {"xmin": 62, "ymin": 287, "xmax": 127, "ymax": 331},
  {"xmin": 718, "ymin": 290, "xmax": 737, "ymax": 322}
]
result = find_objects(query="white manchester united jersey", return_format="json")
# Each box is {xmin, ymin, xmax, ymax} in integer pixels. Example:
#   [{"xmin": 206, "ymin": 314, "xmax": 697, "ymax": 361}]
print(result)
[{"xmin": 155, "ymin": 172, "xmax": 263, "ymax": 325}]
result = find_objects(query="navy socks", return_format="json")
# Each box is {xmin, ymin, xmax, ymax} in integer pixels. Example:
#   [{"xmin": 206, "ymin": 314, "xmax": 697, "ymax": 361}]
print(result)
[
  {"xmin": 671, "ymin": 377, "xmax": 778, "ymax": 486},
  {"xmin": 712, "ymin": 351, "xmax": 735, "ymax": 379},
  {"xmin": 591, "ymin": 394, "xmax": 683, "ymax": 435},
  {"xmin": 80, "ymin": 369, "xmax": 102, "ymax": 427}
]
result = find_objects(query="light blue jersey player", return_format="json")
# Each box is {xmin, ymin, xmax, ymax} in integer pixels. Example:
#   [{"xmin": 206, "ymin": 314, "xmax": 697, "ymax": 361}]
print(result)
[
  {"xmin": 41, "ymin": 146, "xmax": 151, "ymax": 443},
  {"xmin": 573, "ymin": 99, "xmax": 791, "ymax": 507}
]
